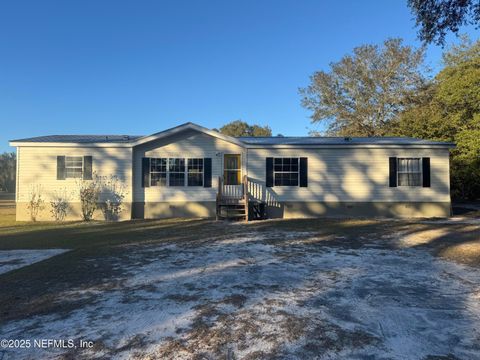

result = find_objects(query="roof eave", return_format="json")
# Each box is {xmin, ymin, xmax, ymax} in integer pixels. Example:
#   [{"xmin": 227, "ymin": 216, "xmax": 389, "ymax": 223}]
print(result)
[
  {"xmin": 244, "ymin": 143, "xmax": 456, "ymax": 149},
  {"xmin": 9, "ymin": 141, "xmax": 456, "ymax": 149},
  {"xmin": 8, "ymin": 141, "xmax": 134, "ymax": 148}
]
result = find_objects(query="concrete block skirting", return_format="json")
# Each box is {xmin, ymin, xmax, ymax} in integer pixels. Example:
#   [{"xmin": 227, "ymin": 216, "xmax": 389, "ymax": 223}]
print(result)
[
  {"xmin": 132, "ymin": 201, "xmax": 217, "ymax": 219},
  {"xmin": 15, "ymin": 200, "xmax": 451, "ymax": 221},
  {"xmin": 266, "ymin": 201, "xmax": 451, "ymax": 218},
  {"xmin": 132, "ymin": 201, "xmax": 451, "ymax": 219}
]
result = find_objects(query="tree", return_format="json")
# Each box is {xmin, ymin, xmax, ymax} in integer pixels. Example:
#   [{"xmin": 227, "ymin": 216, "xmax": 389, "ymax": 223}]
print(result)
[
  {"xmin": 408, "ymin": 0, "xmax": 480, "ymax": 45},
  {"xmin": 218, "ymin": 120, "xmax": 272, "ymax": 137},
  {"xmin": 0, "ymin": 152, "xmax": 16, "ymax": 193},
  {"xmin": 300, "ymin": 39, "xmax": 426, "ymax": 136},
  {"xmin": 394, "ymin": 37, "xmax": 480, "ymax": 199}
]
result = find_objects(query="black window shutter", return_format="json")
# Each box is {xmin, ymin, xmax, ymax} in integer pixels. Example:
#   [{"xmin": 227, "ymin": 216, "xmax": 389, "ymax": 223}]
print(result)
[
  {"xmin": 204, "ymin": 158, "xmax": 212, "ymax": 188},
  {"xmin": 83, "ymin": 156, "xmax": 93, "ymax": 180},
  {"xmin": 299, "ymin": 157, "xmax": 308, "ymax": 187},
  {"xmin": 422, "ymin": 157, "xmax": 431, "ymax": 187},
  {"xmin": 142, "ymin": 157, "xmax": 150, "ymax": 188},
  {"xmin": 57, "ymin": 156, "xmax": 65, "ymax": 180},
  {"xmin": 389, "ymin": 157, "xmax": 397, "ymax": 187},
  {"xmin": 266, "ymin": 157, "xmax": 274, "ymax": 187}
]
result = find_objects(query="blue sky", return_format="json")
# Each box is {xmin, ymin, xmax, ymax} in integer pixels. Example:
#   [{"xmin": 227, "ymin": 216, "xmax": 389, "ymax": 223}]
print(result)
[{"xmin": 0, "ymin": 0, "xmax": 477, "ymax": 152}]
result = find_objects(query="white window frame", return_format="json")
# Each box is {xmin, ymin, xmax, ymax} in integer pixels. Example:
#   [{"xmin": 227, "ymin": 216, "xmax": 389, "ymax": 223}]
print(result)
[
  {"xmin": 168, "ymin": 158, "xmax": 186, "ymax": 187},
  {"xmin": 150, "ymin": 158, "xmax": 167, "ymax": 186},
  {"xmin": 65, "ymin": 156, "xmax": 83, "ymax": 179},
  {"xmin": 397, "ymin": 158, "xmax": 422, "ymax": 187},
  {"xmin": 273, "ymin": 157, "xmax": 300, "ymax": 187},
  {"xmin": 150, "ymin": 158, "xmax": 204, "ymax": 187},
  {"xmin": 187, "ymin": 158, "xmax": 204, "ymax": 187}
]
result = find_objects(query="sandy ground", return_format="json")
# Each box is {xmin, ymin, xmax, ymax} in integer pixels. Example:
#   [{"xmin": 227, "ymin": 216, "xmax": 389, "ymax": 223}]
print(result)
[
  {"xmin": 0, "ymin": 249, "xmax": 67, "ymax": 275},
  {"xmin": 1, "ymin": 230, "xmax": 479, "ymax": 359}
]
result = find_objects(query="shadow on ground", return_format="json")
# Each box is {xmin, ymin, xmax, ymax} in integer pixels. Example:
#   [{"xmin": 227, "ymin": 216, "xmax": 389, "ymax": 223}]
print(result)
[{"xmin": 0, "ymin": 210, "xmax": 479, "ymax": 359}]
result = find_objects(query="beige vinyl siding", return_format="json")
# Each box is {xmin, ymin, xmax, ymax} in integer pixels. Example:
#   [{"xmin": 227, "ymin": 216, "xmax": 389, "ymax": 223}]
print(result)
[
  {"xmin": 132, "ymin": 130, "xmax": 245, "ymax": 203},
  {"xmin": 16, "ymin": 146, "xmax": 133, "ymax": 220},
  {"xmin": 246, "ymin": 147, "xmax": 451, "ymax": 203},
  {"xmin": 14, "ymin": 128, "xmax": 452, "ymax": 221}
]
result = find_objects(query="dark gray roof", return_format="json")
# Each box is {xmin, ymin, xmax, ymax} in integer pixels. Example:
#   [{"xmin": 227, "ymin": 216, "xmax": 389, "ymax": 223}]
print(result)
[
  {"xmin": 238, "ymin": 136, "xmax": 454, "ymax": 146},
  {"xmin": 10, "ymin": 135, "xmax": 143, "ymax": 143},
  {"xmin": 11, "ymin": 132, "xmax": 454, "ymax": 147}
]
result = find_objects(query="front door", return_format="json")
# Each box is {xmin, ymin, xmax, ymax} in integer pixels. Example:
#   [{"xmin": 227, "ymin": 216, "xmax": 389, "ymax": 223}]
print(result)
[
  {"xmin": 223, "ymin": 154, "xmax": 243, "ymax": 199},
  {"xmin": 223, "ymin": 154, "xmax": 241, "ymax": 185}
]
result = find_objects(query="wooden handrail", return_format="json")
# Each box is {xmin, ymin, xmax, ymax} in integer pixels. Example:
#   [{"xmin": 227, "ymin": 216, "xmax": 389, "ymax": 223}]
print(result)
[
  {"xmin": 216, "ymin": 176, "xmax": 223, "ymax": 220},
  {"xmin": 243, "ymin": 175, "xmax": 249, "ymax": 222},
  {"xmin": 218, "ymin": 176, "xmax": 223, "ymax": 198}
]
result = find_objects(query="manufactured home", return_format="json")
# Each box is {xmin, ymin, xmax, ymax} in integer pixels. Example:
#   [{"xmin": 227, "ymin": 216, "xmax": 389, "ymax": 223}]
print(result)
[{"xmin": 10, "ymin": 122, "xmax": 455, "ymax": 221}]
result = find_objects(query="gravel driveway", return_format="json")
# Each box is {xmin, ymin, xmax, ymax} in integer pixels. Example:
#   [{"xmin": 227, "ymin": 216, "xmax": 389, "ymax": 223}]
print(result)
[{"xmin": 1, "ymin": 228, "xmax": 479, "ymax": 359}]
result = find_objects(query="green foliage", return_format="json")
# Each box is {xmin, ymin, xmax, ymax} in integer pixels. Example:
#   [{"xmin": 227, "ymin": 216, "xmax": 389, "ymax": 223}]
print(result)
[
  {"xmin": 452, "ymin": 127, "xmax": 480, "ymax": 199},
  {"xmin": 218, "ymin": 120, "xmax": 272, "ymax": 137},
  {"xmin": 408, "ymin": 0, "xmax": 480, "ymax": 45},
  {"xmin": 302, "ymin": 35, "xmax": 479, "ymax": 199},
  {"xmin": 394, "ymin": 37, "xmax": 480, "ymax": 199},
  {"xmin": 300, "ymin": 39, "xmax": 426, "ymax": 136},
  {"xmin": 0, "ymin": 152, "xmax": 16, "ymax": 193}
]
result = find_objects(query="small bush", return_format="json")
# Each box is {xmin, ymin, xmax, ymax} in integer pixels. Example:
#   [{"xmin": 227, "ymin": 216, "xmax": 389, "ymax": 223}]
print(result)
[
  {"xmin": 76, "ymin": 173, "xmax": 128, "ymax": 221},
  {"xmin": 27, "ymin": 185, "xmax": 45, "ymax": 221},
  {"xmin": 50, "ymin": 188, "xmax": 72, "ymax": 221},
  {"xmin": 99, "ymin": 174, "xmax": 127, "ymax": 221},
  {"xmin": 77, "ymin": 176, "xmax": 100, "ymax": 221}
]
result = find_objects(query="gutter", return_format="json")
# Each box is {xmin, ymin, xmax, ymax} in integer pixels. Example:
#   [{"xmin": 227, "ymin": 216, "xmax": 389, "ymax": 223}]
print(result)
[{"xmin": 243, "ymin": 143, "xmax": 456, "ymax": 149}]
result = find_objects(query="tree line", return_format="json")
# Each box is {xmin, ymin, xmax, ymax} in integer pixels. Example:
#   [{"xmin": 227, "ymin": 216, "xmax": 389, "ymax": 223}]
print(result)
[
  {"xmin": 0, "ymin": 152, "xmax": 16, "ymax": 193},
  {"xmin": 300, "ymin": 36, "xmax": 479, "ymax": 200}
]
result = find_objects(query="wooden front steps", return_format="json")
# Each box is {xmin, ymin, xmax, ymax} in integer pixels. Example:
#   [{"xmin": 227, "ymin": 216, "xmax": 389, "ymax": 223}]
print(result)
[
  {"xmin": 216, "ymin": 175, "xmax": 249, "ymax": 221},
  {"xmin": 216, "ymin": 175, "xmax": 267, "ymax": 221},
  {"xmin": 217, "ymin": 203, "xmax": 247, "ymax": 220}
]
